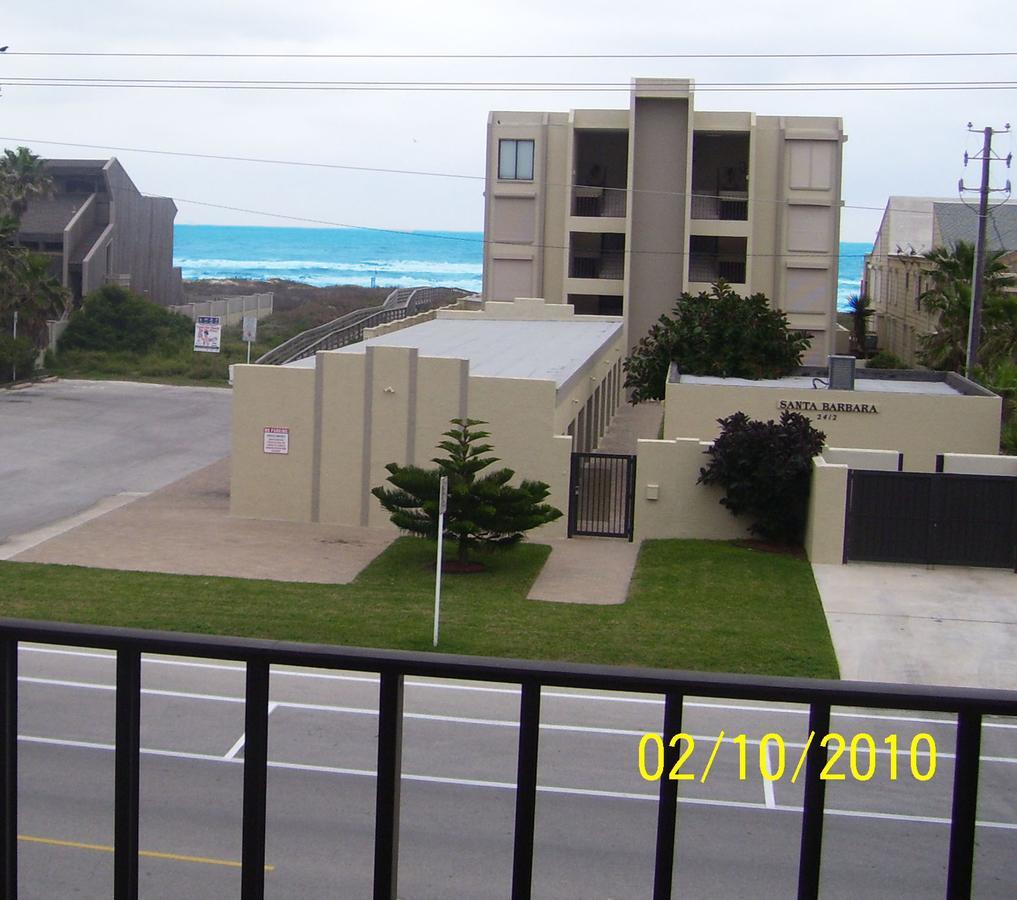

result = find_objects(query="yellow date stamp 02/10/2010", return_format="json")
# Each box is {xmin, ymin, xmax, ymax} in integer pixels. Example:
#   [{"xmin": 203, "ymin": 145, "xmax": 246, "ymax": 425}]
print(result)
[{"xmin": 637, "ymin": 732, "xmax": 938, "ymax": 784}]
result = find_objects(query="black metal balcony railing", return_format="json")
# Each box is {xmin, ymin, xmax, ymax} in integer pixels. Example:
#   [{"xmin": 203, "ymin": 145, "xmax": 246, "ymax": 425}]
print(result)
[
  {"xmin": 569, "ymin": 252, "xmax": 625, "ymax": 280},
  {"xmin": 571, "ymin": 187, "xmax": 628, "ymax": 218},
  {"xmin": 690, "ymin": 192, "xmax": 749, "ymax": 221},
  {"xmin": 2, "ymin": 618, "xmax": 1016, "ymax": 900},
  {"xmin": 688, "ymin": 256, "xmax": 747, "ymax": 285}
]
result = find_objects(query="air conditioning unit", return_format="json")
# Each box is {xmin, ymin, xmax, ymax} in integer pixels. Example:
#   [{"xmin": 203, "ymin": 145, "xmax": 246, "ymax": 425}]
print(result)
[{"xmin": 828, "ymin": 355, "xmax": 856, "ymax": 391}]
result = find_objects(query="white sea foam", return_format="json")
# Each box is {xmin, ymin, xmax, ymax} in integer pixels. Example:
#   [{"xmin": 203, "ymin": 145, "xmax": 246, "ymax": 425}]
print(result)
[{"xmin": 176, "ymin": 258, "xmax": 482, "ymax": 275}]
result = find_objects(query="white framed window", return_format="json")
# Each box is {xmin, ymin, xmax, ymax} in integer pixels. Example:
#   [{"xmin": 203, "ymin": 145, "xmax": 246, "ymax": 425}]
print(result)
[{"xmin": 498, "ymin": 139, "xmax": 535, "ymax": 180}]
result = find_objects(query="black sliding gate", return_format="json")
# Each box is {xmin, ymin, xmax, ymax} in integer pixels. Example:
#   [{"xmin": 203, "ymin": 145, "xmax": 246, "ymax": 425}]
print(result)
[
  {"xmin": 567, "ymin": 452, "xmax": 636, "ymax": 540},
  {"xmin": 844, "ymin": 470, "xmax": 1017, "ymax": 569}
]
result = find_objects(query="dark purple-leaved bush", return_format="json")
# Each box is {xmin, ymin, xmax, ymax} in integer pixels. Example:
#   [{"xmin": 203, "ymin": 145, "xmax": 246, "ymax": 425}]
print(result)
[{"xmin": 697, "ymin": 411, "xmax": 826, "ymax": 545}]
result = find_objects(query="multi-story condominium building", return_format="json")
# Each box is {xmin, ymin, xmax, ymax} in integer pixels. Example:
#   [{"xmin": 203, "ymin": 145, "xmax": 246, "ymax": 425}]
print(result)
[
  {"xmin": 864, "ymin": 198, "xmax": 1017, "ymax": 364},
  {"xmin": 482, "ymin": 78, "xmax": 846, "ymax": 364},
  {"xmin": 16, "ymin": 157, "xmax": 183, "ymax": 307}
]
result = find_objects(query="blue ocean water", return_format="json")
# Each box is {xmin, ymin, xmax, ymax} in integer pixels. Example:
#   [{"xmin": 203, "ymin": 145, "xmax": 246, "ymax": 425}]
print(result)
[
  {"xmin": 174, "ymin": 225, "xmax": 484, "ymax": 293},
  {"xmin": 174, "ymin": 225, "xmax": 867, "ymax": 311}
]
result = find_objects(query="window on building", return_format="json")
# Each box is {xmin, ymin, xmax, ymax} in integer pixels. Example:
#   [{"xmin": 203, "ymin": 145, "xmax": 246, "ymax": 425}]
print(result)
[{"xmin": 498, "ymin": 139, "xmax": 535, "ymax": 181}]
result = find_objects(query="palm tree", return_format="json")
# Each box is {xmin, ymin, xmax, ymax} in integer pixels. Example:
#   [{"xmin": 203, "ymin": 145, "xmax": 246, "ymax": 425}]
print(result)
[
  {"xmin": 846, "ymin": 293, "xmax": 873, "ymax": 357},
  {"xmin": 917, "ymin": 241, "xmax": 1015, "ymax": 372},
  {"xmin": 0, "ymin": 146, "xmax": 53, "ymax": 223}
]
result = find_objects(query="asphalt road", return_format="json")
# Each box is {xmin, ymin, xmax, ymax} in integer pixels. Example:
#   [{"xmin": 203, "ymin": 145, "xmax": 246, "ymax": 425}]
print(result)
[
  {"xmin": 14, "ymin": 646, "xmax": 1017, "ymax": 899},
  {"xmin": 0, "ymin": 380, "xmax": 232, "ymax": 542}
]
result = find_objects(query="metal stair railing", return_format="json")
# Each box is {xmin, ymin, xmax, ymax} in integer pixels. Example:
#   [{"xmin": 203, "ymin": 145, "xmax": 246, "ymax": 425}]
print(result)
[{"xmin": 255, "ymin": 286, "xmax": 474, "ymax": 366}]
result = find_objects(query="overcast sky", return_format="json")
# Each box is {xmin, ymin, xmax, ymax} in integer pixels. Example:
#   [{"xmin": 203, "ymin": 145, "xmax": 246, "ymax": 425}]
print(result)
[{"xmin": 2, "ymin": 0, "xmax": 1014, "ymax": 243}]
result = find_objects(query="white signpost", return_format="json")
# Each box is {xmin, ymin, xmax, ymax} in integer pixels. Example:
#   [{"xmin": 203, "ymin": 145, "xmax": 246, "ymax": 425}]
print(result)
[
  {"xmin": 242, "ymin": 315, "xmax": 258, "ymax": 364},
  {"xmin": 193, "ymin": 315, "xmax": 222, "ymax": 353},
  {"xmin": 433, "ymin": 475, "xmax": 448, "ymax": 648}
]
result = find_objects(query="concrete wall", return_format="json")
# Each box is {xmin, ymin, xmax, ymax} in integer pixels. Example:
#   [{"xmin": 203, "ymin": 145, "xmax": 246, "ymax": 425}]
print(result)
[
  {"xmin": 231, "ymin": 365, "xmax": 317, "ymax": 522},
  {"xmin": 939, "ymin": 453, "xmax": 1017, "ymax": 476},
  {"xmin": 231, "ymin": 300, "xmax": 625, "ymax": 538},
  {"xmin": 633, "ymin": 438, "xmax": 751, "ymax": 542},
  {"xmin": 626, "ymin": 82, "xmax": 692, "ymax": 350},
  {"xmin": 803, "ymin": 456, "xmax": 849, "ymax": 564},
  {"xmin": 664, "ymin": 378, "xmax": 1001, "ymax": 473}
]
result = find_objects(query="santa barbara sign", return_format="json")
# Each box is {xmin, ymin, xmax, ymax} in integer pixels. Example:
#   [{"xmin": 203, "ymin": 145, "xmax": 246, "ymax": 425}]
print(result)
[{"xmin": 778, "ymin": 399, "xmax": 879, "ymax": 415}]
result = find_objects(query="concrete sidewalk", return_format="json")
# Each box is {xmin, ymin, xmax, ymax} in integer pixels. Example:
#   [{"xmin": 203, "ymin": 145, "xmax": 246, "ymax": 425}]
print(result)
[
  {"xmin": 8, "ymin": 458, "xmax": 395, "ymax": 584},
  {"xmin": 528, "ymin": 537, "xmax": 640, "ymax": 605}
]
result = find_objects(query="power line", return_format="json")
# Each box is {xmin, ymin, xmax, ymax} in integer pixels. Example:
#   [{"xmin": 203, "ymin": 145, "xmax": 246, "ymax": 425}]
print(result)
[
  {"xmin": 170, "ymin": 195, "xmax": 875, "ymax": 259},
  {"xmin": 4, "ymin": 50, "xmax": 1016, "ymax": 60},
  {"xmin": 1, "ymin": 134, "xmax": 893, "ymax": 213},
  {"xmin": 3, "ymin": 78, "xmax": 1016, "ymax": 93}
]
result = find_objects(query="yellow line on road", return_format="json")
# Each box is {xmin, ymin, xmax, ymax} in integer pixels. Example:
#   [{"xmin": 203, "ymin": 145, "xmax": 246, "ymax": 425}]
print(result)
[{"xmin": 17, "ymin": 834, "xmax": 275, "ymax": 871}]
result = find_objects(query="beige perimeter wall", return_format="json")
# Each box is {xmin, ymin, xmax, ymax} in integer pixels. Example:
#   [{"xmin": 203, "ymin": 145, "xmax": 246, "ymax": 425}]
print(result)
[{"xmin": 664, "ymin": 380, "xmax": 1001, "ymax": 473}]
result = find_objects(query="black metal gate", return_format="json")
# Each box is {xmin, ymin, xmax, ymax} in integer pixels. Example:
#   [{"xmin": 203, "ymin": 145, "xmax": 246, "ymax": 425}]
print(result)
[
  {"xmin": 567, "ymin": 452, "xmax": 636, "ymax": 540},
  {"xmin": 845, "ymin": 470, "xmax": 1017, "ymax": 569}
]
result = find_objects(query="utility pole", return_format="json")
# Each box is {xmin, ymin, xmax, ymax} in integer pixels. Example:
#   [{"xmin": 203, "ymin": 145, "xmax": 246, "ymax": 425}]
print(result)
[{"xmin": 959, "ymin": 123, "xmax": 1012, "ymax": 373}]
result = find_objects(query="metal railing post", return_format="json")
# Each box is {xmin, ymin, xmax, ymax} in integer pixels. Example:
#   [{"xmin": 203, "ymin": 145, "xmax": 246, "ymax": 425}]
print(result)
[
  {"xmin": 1, "ymin": 638, "xmax": 17, "ymax": 900},
  {"xmin": 373, "ymin": 671, "xmax": 404, "ymax": 900},
  {"xmin": 113, "ymin": 648, "xmax": 141, "ymax": 900},
  {"xmin": 652, "ymin": 692, "xmax": 684, "ymax": 900},
  {"xmin": 797, "ymin": 702, "xmax": 831, "ymax": 899},
  {"xmin": 241, "ymin": 660, "xmax": 270, "ymax": 899},
  {"xmin": 946, "ymin": 711, "xmax": 982, "ymax": 898},
  {"xmin": 511, "ymin": 680, "xmax": 542, "ymax": 900}
]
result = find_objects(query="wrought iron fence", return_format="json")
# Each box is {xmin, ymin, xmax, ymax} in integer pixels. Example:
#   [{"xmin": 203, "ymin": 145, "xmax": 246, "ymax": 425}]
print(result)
[{"xmin": 2, "ymin": 618, "xmax": 1015, "ymax": 899}]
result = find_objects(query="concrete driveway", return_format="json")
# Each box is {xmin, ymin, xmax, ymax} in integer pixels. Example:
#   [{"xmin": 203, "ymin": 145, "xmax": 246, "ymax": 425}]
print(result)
[
  {"xmin": 0, "ymin": 379, "xmax": 232, "ymax": 544},
  {"xmin": 812, "ymin": 562, "xmax": 1017, "ymax": 690}
]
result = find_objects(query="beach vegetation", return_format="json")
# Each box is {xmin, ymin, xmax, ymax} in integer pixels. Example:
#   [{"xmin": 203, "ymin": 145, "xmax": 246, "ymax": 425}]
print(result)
[{"xmin": 623, "ymin": 282, "xmax": 811, "ymax": 403}]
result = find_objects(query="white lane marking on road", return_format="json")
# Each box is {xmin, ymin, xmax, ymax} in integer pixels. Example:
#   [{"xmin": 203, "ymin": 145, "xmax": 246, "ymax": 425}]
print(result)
[
  {"xmin": 16, "ymin": 733, "xmax": 1017, "ymax": 831},
  {"xmin": 223, "ymin": 701, "xmax": 279, "ymax": 760},
  {"xmin": 18, "ymin": 646, "xmax": 1017, "ymax": 730},
  {"xmin": 17, "ymin": 676, "xmax": 1017, "ymax": 764},
  {"xmin": 762, "ymin": 742, "xmax": 777, "ymax": 809}
]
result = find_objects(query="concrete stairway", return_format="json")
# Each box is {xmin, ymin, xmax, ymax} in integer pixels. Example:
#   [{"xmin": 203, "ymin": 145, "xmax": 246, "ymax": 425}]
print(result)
[{"xmin": 596, "ymin": 401, "xmax": 663, "ymax": 455}]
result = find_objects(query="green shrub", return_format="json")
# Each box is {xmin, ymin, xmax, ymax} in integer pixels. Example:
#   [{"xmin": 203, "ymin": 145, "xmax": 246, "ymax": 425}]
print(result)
[
  {"xmin": 0, "ymin": 334, "xmax": 37, "ymax": 382},
  {"xmin": 623, "ymin": 282, "xmax": 810, "ymax": 402},
  {"xmin": 865, "ymin": 350, "xmax": 909, "ymax": 369},
  {"xmin": 59, "ymin": 284, "xmax": 192, "ymax": 355}
]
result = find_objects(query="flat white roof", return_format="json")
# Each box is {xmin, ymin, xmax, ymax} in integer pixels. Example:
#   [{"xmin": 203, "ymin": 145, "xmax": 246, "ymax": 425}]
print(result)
[
  {"xmin": 680, "ymin": 374, "xmax": 963, "ymax": 396},
  {"xmin": 289, "ymin": 318, "xmax": 622, "ymax": 388}
]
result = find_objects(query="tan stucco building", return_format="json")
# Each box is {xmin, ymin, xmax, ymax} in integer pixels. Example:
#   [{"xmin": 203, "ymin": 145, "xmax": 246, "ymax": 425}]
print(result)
[
  {"xmin": 483, "ymin": 78, "xmax": 846, "ymax": 365},
  {"xmin": 864, "ymin": 198, "xmax": 1017, "ymax": 364},
  {"xmin": 231, "ymin": 299, "xmax": 625, "ymax": 538}
]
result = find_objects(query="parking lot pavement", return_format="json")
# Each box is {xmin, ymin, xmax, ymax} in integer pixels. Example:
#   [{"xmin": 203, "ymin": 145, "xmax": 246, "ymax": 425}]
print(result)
[
  {"xmin": 14, "ymin": 645, "xmax": 1017, "ymax": 898},
  {"xmin": 0, "ymin": 379, "xmax": 232, "ymax": 542}
]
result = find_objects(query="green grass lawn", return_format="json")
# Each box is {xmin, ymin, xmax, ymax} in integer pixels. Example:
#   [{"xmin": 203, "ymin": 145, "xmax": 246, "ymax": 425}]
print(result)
[{"xmin": 0, "ymin": 538, "xmax": 839, "ymax": 679}]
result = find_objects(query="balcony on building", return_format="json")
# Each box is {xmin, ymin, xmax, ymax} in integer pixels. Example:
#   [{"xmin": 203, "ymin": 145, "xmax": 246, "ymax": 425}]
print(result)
[
  {"xmin": 569, "ymin": 232, "xmax": 626, "ymax": 280},
  {"xmin": 689, "ymin": 235, "xmax": 748, "ymax": 285},
  {"xmin": 571, "ymin": 129, "xmax": 629, "ymax": 219},
  {"xmin": 567, "ymin": 294, "xmax": 624, "ymax": 316},
  {"xmin": 690, "ymin": 131, "xmax": 750, "ymax": 221}
]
